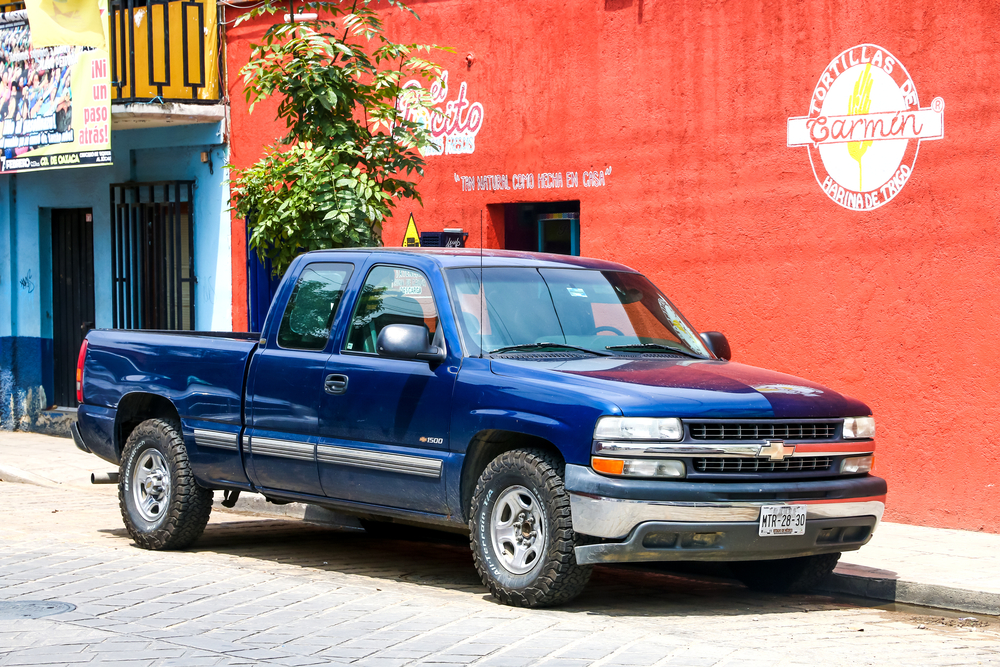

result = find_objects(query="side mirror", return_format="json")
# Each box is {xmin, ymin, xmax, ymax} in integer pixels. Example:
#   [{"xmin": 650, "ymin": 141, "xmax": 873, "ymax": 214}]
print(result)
[
  {"xmin": 377, "ymin": 324, "xmax": 446, "ymax": 363},
  {"xmin": 699, "ymin": 331, "xmax": 731, "ymax": 361}
]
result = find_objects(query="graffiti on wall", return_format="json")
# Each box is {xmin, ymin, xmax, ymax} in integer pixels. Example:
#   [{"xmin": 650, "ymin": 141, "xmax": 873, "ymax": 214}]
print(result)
[
  {"xmin": 18, "ymin": 269, "xmax": 34, "ymax": 292},
  {"xmin": 398, "ymin": 70, "xmax": 484, "ymax": 157},
  {"xmin": 454, "ymin": 166, "xmax": 612, "ymax": 192},
  {"xmin": 787, "ymin": 44, "xmax": 944, "ymax": 211}
]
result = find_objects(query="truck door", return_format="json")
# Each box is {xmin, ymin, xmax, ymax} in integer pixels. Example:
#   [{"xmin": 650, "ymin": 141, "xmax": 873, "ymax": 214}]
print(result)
[
  {"xmin": 245, "ymin": 262, "xmax": 354, "ymax": 496},
  {"xmin": 318, "ymin": 264, "xmax": 457, "ymax": 513}
]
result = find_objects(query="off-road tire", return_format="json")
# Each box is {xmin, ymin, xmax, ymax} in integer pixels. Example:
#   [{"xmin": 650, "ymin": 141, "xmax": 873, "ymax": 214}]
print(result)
[
  {"xmin": 119, "ymin": 418, "xmax": 213, "ymax": 550},
  {"xmin": 731, "ymin": 552, "xmax": 841, "ymax": 593},
  {"xmin": 469, "ymin": 449, "xmax": 592, "ymax": 607}
]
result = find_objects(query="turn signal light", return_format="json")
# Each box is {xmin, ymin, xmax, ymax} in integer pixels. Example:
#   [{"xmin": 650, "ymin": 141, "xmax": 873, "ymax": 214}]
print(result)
[
  {"xmin": 592, "ymin": 457, "xmax": 686, "ymax": 479},
  {"xmin": 592, "ymin": 457, "xmax": 625, "ymax": 475}
]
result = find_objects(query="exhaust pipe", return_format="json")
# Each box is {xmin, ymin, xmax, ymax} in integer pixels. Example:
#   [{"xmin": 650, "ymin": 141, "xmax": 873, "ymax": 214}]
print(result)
[{"xmin": 91, "ymin": 472, "xmax": 119, "ymax": 484}]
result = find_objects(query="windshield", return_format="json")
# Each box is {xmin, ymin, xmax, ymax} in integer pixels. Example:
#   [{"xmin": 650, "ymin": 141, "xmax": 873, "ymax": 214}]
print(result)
[{"xmin": 445, "ymin": 267, "xmax": 711, "ymax": 358}]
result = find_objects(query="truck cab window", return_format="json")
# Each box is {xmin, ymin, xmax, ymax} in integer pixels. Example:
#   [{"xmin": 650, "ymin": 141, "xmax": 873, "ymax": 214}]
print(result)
[
  {"xmin": 276, "ymin": 263, "xmax": 354, "ymax": 350},
  {"xmin": 345, "ymin": 265, "xmax": 439, "ymax": 353}
]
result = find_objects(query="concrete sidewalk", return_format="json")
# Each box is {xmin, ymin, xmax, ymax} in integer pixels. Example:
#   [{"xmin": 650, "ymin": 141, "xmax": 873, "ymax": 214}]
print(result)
[{"xmin": 2, "ymin": 430, "xmax": 998, "ymax": 616}]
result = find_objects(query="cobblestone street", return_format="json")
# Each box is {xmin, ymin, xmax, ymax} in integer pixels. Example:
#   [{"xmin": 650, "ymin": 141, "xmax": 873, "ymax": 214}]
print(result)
[{"xmin": 1, "ymin": 481, "xmax": 998, "ymax": 667}]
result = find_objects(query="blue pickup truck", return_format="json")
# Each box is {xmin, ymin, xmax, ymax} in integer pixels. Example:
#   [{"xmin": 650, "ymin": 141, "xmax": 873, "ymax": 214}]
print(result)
[{"xmin": 73, "ymin": 248, "xmax": 885, "ymax": 607}]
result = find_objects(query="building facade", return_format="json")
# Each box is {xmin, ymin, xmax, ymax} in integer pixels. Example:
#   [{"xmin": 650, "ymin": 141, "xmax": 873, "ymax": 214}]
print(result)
[
  {"xmin": 226, "ymin": 0, "xmax": 1000, "ymax": 533},
  {"xmin": 1, "ymin": 0, "xmax": 231, "ymax": 433}
]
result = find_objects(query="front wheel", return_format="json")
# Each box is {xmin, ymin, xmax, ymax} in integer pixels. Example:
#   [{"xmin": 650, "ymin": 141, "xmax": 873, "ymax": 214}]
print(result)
[
  {"xmin": 469, "ymin": 449, "xmax": 592, "ymax": 607},
  {"xmin": 119, "ymin": 418, "xmax": 213, "ymax": 550},
  {"xmin": 731, "ymin": 552, "xmax": 841, "ymax": 593}
]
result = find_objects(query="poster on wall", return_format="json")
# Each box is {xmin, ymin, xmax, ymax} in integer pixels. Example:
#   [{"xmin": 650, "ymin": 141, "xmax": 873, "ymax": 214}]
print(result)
[{"xmin": 0, "ymin": 3, "xmax": 111, "ymax": 174}]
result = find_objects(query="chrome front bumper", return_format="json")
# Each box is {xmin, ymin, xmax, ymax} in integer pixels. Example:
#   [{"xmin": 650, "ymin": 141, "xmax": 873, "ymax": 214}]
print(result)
[
  {"xmin": 570, "ymin": 494, "xmax": 884, "ymax": 565},
  {"xmin": 564, "ymin": 464, "xmax": 887, "ymax": 565},
  {"xmin": 569, "ymin": 493, "xmax": 885, "ymax": 539}
]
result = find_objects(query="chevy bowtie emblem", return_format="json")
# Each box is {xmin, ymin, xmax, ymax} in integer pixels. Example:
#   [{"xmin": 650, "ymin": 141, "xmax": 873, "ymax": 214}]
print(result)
[{"xmin": 759, "ymin": 440, "xmax": 795, "ymax": 461}]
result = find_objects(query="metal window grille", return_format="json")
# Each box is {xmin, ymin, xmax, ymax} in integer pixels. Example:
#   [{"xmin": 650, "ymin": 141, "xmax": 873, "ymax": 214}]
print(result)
[{"xmin": 110, "ymin": 182, "xmax": 195, "ymax": 330}]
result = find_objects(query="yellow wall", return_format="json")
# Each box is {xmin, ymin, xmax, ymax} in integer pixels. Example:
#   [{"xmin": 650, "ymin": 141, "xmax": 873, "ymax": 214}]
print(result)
[{"xmin": 111, "ymin": 0, "xmax": 218, "ymax": 102}]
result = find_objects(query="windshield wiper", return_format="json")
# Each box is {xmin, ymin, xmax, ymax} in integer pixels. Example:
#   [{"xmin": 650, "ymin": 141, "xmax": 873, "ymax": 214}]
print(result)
[
  {"xmin": 604, "ymin": 343, "xmax": 705, "ymax": 358},
  {"xmin": 490, "ymin": 342, "xmax": 611, "ymax": 357}
]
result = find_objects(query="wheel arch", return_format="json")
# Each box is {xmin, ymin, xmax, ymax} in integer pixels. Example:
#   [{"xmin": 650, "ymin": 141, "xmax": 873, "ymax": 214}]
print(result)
[
  {"xmin": 114, "ymin": 393, "xmax": 182, "ymax": 460},
  {"xmin": 459, "ymin": 429, "xmax": 564, "ymax": 523}
]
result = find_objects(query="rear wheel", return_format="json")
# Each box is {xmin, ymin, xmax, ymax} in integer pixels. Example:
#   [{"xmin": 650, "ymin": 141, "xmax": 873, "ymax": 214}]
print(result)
[
  {"xmin": 470, "ymin": 449, "xmax": 592, "ymax": 607},
  {"xmin": 119, "ymin": 418, "xmax": 213, "ymax": 550},
  {"xmin": 731, "ymin": 552, "xmax": 841, "ymax": 593}
]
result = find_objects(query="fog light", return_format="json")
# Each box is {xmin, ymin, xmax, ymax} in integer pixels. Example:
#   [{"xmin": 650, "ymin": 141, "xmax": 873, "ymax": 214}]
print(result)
[
  {"xmin": 841, "ymin": 455, "xmax": 874, "ymax": 474},
  {"xmin": 642, "ymin": 532, "xmax": 679, "ymax": 548},
  {"xmin": 680, "ymin": 532, "xmax": 722, "ymax": 548},
  {"xmin": 591, "ymin": 457, "xmax": 686, "ymax": 478},
  {"xmin": 623, "ymin": 459, "xmax": 686, "ymax": 478}
]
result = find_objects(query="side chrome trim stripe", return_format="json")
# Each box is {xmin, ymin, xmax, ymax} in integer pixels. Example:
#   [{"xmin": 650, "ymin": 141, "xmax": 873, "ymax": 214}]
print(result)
[
  {"xmin": 317, "ymin": 444, "xmax": 442, "ymax": 479},
  {"xmin": 194, "ymin": 429, "xmax": 239, "ymax": 452},
  {"xmin": 251, "ymin": 437, "xmax": 315, "ymax": 462}
]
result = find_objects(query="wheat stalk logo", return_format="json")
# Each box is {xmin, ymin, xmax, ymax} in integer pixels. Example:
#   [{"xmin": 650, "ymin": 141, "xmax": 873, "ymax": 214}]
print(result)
[{"xmin": 847, "ymin": 63, "xmax": 874, "ymax": 191}]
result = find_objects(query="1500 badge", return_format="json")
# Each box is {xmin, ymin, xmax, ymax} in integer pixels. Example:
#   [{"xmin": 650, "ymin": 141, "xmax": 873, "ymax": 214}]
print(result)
[{"xmin": 419, "ymin": 436, "xmax": 444, "ymax": 445}]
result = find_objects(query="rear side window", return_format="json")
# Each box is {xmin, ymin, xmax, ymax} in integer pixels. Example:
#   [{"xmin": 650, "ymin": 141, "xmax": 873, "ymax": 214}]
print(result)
[
  {"xmin": 345, "ymin": 265, "xmax": 439, "ymax": 353},
  {"xmin": 277, "ymin": 263, "xmax": 354, "ymax": 350}
]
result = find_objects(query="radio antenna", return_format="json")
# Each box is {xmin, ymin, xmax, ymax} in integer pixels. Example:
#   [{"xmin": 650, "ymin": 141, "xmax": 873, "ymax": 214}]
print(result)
[{"xmin": 479, "ymin": 208, "xmax": 484, "ymax": 358}]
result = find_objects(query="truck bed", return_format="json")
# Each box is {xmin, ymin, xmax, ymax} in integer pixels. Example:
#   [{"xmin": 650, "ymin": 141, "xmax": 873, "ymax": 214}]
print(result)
[{"xmin": 83, "ymin": 329, "xmax": 259, "ymax": 427}]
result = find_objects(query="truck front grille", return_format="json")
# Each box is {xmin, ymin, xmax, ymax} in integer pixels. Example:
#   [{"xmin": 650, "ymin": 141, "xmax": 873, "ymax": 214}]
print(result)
[
  {"xmin": 694, "ymin": 457, "xmax": 833, "ymax": 473},
  {"xmin": 688, "ymin": 422, "xmax": 837, "ymax": 440}
]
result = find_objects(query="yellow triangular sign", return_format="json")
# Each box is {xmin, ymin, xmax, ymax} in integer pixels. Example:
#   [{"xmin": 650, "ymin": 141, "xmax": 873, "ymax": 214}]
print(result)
[{"xmin": 402, "ymin": 214, "xmax": 421, "ymax": 247}]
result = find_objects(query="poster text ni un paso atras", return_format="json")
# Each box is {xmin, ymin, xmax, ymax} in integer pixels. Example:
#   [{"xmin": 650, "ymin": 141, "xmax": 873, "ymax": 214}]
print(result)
[{"xmin": 0, "ymin": 5, "xmax": 111, "ymax": 173}]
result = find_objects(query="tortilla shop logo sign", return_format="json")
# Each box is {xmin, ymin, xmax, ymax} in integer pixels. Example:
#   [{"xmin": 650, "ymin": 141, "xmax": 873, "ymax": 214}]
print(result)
[
  {"xmin": 787, "ymin": 44, "xmax": 944, "ymax": 211},
  {"xmin": 399, "ymin": 70, "xmax": 484, "ymax": 157}
]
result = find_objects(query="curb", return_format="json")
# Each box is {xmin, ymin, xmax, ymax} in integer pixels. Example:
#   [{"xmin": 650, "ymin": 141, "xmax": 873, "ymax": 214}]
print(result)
[
  {"xmin": 819, "ymin": 571, "xmax": 1000, "ymax": 616},
  {"xmin": 0, "ymin": 464, "xmax": 63, "ymax": 490}
]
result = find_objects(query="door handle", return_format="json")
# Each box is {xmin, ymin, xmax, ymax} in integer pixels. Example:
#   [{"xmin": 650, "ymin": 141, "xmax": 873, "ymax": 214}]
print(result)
[{"xmin": 324, "ymin": 374, "xmax": 349, "ymax": 395}]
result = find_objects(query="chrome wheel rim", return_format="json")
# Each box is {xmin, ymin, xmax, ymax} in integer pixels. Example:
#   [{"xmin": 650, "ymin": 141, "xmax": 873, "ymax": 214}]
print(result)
[
  {"xmin": 132, "ymin": 449, "xmax": 170, "ymax": 523},
  {"xmin": 490, "ymin": 485, "xmax": 545, "ymax": 575}
]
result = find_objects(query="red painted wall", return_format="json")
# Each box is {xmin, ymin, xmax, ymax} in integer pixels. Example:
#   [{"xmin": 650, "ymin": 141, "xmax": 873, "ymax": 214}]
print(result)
[{"xmin": 226, "ymin": 0, "xmax": 1000, "ymax": 532}]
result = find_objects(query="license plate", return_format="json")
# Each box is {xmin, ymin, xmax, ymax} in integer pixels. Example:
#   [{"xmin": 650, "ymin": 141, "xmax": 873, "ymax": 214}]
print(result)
[{"xmin": 758, "ymin": 505, "xmax": 807, "ymax": 537}]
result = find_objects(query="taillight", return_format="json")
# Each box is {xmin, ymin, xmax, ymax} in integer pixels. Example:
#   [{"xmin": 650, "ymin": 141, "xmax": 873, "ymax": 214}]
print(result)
[{"xmin": 76, "ymin": 339, "xmax": 88, "ymax": 403}]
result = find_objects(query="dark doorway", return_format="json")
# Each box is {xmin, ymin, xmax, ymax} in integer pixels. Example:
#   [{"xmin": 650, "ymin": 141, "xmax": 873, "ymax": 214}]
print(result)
[
  {"xmin": 51, "ymin": 208, "xmax": 96, "ymax": 407},
  {"xmin": 110, "ymin": 182, "xmax": 196, "ymax": 330},
  {"xmin": 502, "ymin": 201, "xmax": 580, "ymax": 255}
]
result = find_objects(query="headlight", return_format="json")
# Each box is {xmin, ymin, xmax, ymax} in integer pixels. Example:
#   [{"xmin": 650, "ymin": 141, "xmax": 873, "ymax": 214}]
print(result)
[
  {"xmin": 843, "ymin": 416, "xmax": 876, "ymax": 439},
  {"xmin": 592, "ymin": 457, "xmax": 686, "ymax": 478},
  {"xmin": 594, "ymin": 417, "xmax": 683, "ymax": 441},
  {"xmin": 842, "ymin": 455, "xmax": 874, "ymax": 474}
]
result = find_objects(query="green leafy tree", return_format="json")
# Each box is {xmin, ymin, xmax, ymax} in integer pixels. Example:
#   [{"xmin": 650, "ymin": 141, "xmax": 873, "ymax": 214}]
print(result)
[{"xmin": 230, "ymin": 0, "xmax": 448, "ymax": 275}]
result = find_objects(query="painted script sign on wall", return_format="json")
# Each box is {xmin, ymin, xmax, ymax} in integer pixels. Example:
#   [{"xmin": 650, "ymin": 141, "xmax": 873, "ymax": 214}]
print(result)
[
  {"xmin": 787, "ymin": 44, "xmax": 943, "ymax": 211},
  {"xmin": 399, "ymin": 70, "xmax": 484, "ymax": 157}
]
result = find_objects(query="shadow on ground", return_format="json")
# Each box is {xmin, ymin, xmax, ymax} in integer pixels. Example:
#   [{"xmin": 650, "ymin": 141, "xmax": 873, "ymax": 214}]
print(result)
[{"xmin": 100, "ymin": 517, "xmax": 871, "ymax": 619}]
